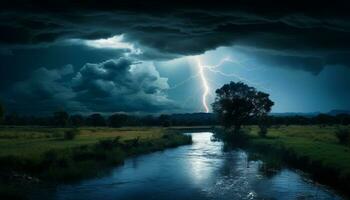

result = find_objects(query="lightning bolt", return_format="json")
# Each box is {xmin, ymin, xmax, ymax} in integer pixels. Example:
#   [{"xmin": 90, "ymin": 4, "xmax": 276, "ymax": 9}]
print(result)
[
  {"xmin": 201, "ymin": 56, "xmax": 271, "ymax": 92},
  {"xmin": 170, "ymin": 56, "xmax": 270, "ymax": 113},
  {"xmin": 195, "ymin": 56, "xmax": 210, "ymax": 113},
  {"xmin": 202, "ymin": 56, "xmax": 262, "ymax": 72}
]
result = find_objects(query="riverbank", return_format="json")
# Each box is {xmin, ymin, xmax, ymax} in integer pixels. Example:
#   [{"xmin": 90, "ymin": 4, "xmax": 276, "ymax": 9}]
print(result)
[
  {"xmin": 21, "ymin": 131, "xmax": 344, "ymax": 200},
  {"xmin": 0, "ymin": 126, "xmax": 192, "ymax": 199},
  {"xmin": 245, "ymin": 125, "xmax": 350, "ymax": 195}
]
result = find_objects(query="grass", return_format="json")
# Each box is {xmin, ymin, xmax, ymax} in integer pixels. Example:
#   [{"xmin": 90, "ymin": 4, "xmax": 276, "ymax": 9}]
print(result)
[
  {"xmin": 2, "ymin": 125, "xmax": 350, "ymax": 197},
  {"xmin": 0, "ymin": 127, "xmax": 167, "ymax": 158},
  {"xmin": 245, "ymin": 125, "xmax": 350, "ymax": 193},
  {"xmin": 0, "ymin": 126, "xmax": 192, "ymax": 182}
]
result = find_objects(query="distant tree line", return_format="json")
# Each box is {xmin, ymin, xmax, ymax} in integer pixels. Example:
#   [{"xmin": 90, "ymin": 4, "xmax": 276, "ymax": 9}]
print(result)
[
  {"xmin": 0, "ymin": 98, "xmax": 349, "ymax": 127},
  {"xmin": 0, "ymin": 102, "xmax": 3, "ymax": 124},
  {"xmin": 0, "ymin": 111, "xmax": 217, "ymax": 127},
  {"xmin": 247, "ymin": 114, "xmax": 350, "ymax": 126},
  {"xmin": 0, "ymin": 111, "xmax": 350, "ymax": 127}
]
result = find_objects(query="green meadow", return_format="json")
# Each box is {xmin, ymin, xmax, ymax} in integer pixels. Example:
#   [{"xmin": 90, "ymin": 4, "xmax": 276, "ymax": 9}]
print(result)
[
  {"xmin": 0, "ymin": 127, "xmax": 192, "ymax": 181},
  {"xmin": 246, "ymin": 125, "xmax": 350, "ymax": 191},
  {"xmin": 0, "ymin": 127, "xmax": 167, "ymax": 158},
  {"xmin": 1, "ymin": 125, "xmax": 350, "ymax": 197}
]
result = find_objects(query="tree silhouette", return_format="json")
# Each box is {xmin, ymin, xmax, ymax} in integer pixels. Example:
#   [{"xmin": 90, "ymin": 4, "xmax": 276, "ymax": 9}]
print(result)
[
  {"xmin": 69, "ymin": 114, "xmax": 85, "ymax": 127},
  {"xmin": 86, "ymin": 113, "xmax": 106, "ymax": 126},
  {"xmin": 212, "ymin": 82, "xmax": 274, "ymax": 135},
  {"xmin": 315, "ymin": 114, "xmax": 334, "ymax": 126},
  {"xmin": 53, "ymin": 111, "xmax": 69, "ymax": 127},
  {"xmin": 158, "ymin": 114, "xmax": 172, "ymax": 127},
  {"xmin": 108, "ymin": 114, "xmax": 128, "ymax": 127},
  {"xmin": 0, "ymin": 102, "xmax": 4, "ymax": 124}
]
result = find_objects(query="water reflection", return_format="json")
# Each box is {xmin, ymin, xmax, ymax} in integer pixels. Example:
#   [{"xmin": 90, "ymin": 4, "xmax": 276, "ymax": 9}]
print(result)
[
  {"xmin": 185, "ymin": 132, "xmax": 223, "ymax": 185},
  {"xmin": 30, "ymin": 132, "xmax": 344, "ymax": 200}
]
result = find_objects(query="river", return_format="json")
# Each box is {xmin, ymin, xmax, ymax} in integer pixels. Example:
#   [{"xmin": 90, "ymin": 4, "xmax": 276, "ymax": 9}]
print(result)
[{"xmin": 30, "ymin": 132, "xmax": 344, "ymax": 200}]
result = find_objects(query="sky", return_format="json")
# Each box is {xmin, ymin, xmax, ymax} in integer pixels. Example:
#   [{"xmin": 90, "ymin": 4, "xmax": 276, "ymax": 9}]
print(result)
[{"xmin": 0, "ymin": 1, "xmax": 350, "ymax": 115}]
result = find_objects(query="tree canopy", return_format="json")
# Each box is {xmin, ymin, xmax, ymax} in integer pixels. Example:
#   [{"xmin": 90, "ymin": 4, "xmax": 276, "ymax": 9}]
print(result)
[
  {"xmin": 108, "ymin": 114, "xmax": 128, "ymax": 127},
  {"xmin": 69, "ymin": 114, "xmax": 85, "ymax": 127},
  {"xmin": 86, "ymin": 113, "xmax": 106, "ymax": 127},
  {"xmin": 212, "ymin": 81, "xmax": 274, "ymax": 134}
]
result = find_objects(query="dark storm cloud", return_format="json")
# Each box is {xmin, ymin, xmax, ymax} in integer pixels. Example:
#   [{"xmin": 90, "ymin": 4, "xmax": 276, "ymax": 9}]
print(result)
[
  {"xmin": 234, "ymin": 47, "xmax": 325, "ymax": 75},
  {"xmin": 1, "ymin": 1, "xmax": 350, "ymax": 59},
  {"xmin": 234, "ymin": 45, "xmax": 350, "ymax": 74},
  {"xmin": 4, "ymin": 58, "xmax": 175, "ymax": 114},
  {"xmin": 0, "ymin": 44, "xmax": 126, "ymax": 91},
  {"xmin": 70, "ymin": 58, "xmax": 173, "ymax": 112}
]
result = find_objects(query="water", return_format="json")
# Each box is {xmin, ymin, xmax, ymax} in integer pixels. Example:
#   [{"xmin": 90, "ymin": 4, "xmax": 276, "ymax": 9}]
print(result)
[{"xmin": 30, "ymin": 132, "xmax": 344, "ymax": 200}]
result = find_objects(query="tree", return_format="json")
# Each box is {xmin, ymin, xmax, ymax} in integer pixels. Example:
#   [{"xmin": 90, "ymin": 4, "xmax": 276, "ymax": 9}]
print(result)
[
  {"xmin": 335, "ymin": 114, "xmax": 350, "ymax": 125},
  {"xmin": 86, "ymin": 113, "xmax": 106, "ymax": 126},
  {"xmin": 158, "ymin": 114, "xmax": 171, "ymax": 127},
  {"xmin": 315, "ymin": 114, "xmax": 334, "ymax": 126},
  {"xmin": 335, "ymin": 128, "xmax": 349, "ymax": 145},
  {"xmin": 4, "ymin": 113, "xmax": 19, "ymax": 125},
  {"xmin": 0, "ymin": 102, "xmax": 3, "ymax": 124},
  {"xmin": 64, "ymin": 129, "xmax": 79, "ymax": 140},
  {"xmin": 142, "ymin": 115, "xmax": 157, "ymax": 126},
  {"xmin": 69, "ymin": 114, "xmax": 85, "ymax": 127},
  {"xmin": 258, "ymin": 116, "xmax": 270, "ymax": 137},
  {"xmin": 212, "ymin": 82, "xmax": 274, "ymax": 135},
  {"xmin": 108, "ymin": 114, "xmax": 128, "ymax": 127},
  {"xmin": 53, "ymin": 111, "xmax": 69, "ymax": 127}
]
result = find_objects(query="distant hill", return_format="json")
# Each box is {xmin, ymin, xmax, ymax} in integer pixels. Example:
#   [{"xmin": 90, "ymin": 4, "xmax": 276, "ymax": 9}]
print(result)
[
  {"xmin": 271, "ymin": 110, "xmax": 350, "ymax": 117},
  {"xmin": 171, "ymin": 110, "xmax": 350, "ymax": 119},
  {"xmin": 328, "ymin": 110, "xmax": 350, "ymax": 116},
  {"xmin": 271, "ymin": 112, "xmax": 320, "ymax": 117}
]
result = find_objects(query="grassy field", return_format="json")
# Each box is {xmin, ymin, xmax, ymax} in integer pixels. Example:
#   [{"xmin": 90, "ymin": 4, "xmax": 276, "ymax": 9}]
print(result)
[
  {"xmin": 0, "ymin": 126, "xmax": 192, "ymax": 182},
  {"xmin": 2, "ymin": 125, "xmax": 350, "ymax": 197},
  {"xmin": 0, "ymin": 127, "xmax": 168, "ymax": 159},
  {"xmin": 245, "ymin": 125, "xmax": 350, "ymax": 192}
]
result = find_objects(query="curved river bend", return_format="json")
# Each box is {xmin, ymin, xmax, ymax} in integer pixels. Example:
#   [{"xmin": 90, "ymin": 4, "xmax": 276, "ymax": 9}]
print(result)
[{"xmin": 31, "ymin": 132, "xmax": 344, "ymax": 200}]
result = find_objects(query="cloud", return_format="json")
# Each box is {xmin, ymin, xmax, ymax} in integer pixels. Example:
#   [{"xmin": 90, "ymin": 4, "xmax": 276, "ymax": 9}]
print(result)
[
  {"xmin": 7, "ymin": 64, "xmax": 80, "ymax": 113},
  {"xmin": 0, "ymin": 43, "xmax": 128, "ymax": 92},
  {"xmin": 68, "ymin": 35, "xmax": 142, "ymax": 55},
  {"xmin": 1, "ymin": 1, "xmax": 350, "ymax": 74},
  {"xmin": 0, "ymin": 2, "xmax": 348, "ymax": 51},
  {"xmin": 0, "ymin": 2, "xmax": 349, "ymax": 114},
  {"xmin": 233, "ymin": 46, "xmax": 325, "ymax": 75},
  {"xmin": 5, "ymin": 58, "xmax": 175, "ymax": 114}
]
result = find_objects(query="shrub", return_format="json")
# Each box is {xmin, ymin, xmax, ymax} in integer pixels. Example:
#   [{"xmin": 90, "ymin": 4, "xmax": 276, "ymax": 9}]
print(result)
[
  {"xmin": 258, "ymin": 126, "xmax": 268, "ymax": 137},
  {"xmin": 258, "ymin": 116, "xmax": 270, "ymax": 137},
  {"xmin": 335, "ymin": 128, "xmax": 350, "ymax": 145},
  {"xmin": 64, "ymin": 129, "xmax": 79, "ymax": 140},
  {"xmin": 96, "ymin": 136, "xmax": 121, "ymax": 150},
  {"xmin": 97, "ymin": 139, "xmax": 115, "ymax": 150}
]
